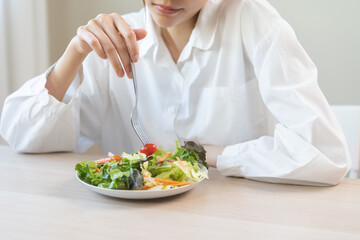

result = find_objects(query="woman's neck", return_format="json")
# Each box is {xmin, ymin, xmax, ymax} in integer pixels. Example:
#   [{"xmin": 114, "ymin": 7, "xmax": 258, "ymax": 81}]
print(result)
[{"xmin": 160, "ymin": 13, "xmax": 199, "ymax": 63}]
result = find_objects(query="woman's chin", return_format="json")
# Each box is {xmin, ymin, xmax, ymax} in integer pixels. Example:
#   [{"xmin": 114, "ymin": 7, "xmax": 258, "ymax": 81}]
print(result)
[{"xmin": 152, "ymin": 15, "xmax": 181, "ymax": 28}]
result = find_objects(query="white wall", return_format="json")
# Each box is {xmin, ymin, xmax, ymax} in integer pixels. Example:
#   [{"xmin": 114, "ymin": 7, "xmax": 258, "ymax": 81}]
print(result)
[
  {"xmin": 0, "ymin": 1, "xmax": 10, "ymax": 111},
  {"xmin": 269, "ymin": 0, "xmax": 360, "ymax": 105},
  {"xmin": 47, "ymin": 0, "xmax": 143, "ymax": 63},
  {"xmin": 5, "ymin": 0, "xmax": 49, "ymax": 92},
  {"xmin": 0, "ymin": 0, "xmax": 49, "ymax": 145}
]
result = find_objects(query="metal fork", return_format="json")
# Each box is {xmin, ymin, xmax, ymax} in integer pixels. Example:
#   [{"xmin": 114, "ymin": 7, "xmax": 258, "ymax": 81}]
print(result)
[{"xmin": 130, "ymin": 61, "xmax": 151, "ymax": 145}]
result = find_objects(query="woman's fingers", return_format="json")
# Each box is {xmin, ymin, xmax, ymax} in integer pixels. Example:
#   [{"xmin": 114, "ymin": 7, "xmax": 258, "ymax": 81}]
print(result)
[
  {"xmin": 109, "ymin": 14, "xmax": 138, "ymax": 78},
  {"xmin": 98, "ymin": 14, "xmax": 132, "ymax": 78},
  {"xmin": 111, "ymin": 13, "xmax": 139, "ymax": 62},
  {"xmin": 116, "ymin": 35, "xmax": 132, "ymax": 79},
  {"xmin": 87, "ymin": 19, "xmax": 124, "ymax": 77},
  {"xmin": 133, "ymin": 29, "xmax": 147, "ymax": 41},
  {"xmin": 95, "ymin": 14, "xmax": 131, "ymax": 77},
  {"xmin": 77, "ymin": 26, "xmax": 107, "ymax": 59},
  {"xmin": 76, "ymin": 13, "xmax": 148, "ymax": 78}
]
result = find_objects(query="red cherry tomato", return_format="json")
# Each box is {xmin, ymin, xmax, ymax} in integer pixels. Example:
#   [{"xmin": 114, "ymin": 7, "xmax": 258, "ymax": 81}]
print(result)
[{"xmin": 140, "ymin": 143, "xmax": 157, "ymax": 156}]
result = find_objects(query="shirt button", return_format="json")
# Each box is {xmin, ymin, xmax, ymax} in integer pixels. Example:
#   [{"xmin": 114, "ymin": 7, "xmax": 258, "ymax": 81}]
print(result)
[{"xmin": 168, "ymin": 106, "xmax": 176, "ymax": 114}]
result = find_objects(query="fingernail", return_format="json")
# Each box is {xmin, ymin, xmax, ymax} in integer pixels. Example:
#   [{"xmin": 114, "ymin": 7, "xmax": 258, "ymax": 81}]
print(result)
[
  {"xmin": 128, "ymin": 72, "xmax": 133, "ymax": 79},
  {"xmin": 133, "ymin": 54, "xmax": 139, "ymax": 62},
  {"xmin": 117, "ymin": 70, "xmax": 123, "ymax": 77}
]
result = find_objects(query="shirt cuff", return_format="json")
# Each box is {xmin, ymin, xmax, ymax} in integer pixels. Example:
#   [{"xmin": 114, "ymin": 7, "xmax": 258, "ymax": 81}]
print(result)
[
  {"xmin": 44, "ymin": 63, "xmax": 84, "ymax": 104},
  {"xmin": 216, "ymin": 144, "xmax": 247, "ymax": 177}
]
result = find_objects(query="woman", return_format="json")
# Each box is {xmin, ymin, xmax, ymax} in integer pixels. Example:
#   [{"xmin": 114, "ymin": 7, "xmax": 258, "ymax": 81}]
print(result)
[{"xmin": 0, "ymin": 0, "xmax": 351, "ymax": 185}]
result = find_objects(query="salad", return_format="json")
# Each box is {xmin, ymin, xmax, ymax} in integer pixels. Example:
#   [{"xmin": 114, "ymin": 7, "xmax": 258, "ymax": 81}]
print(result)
[{"xmin": 75, "ymin": 141, "xmax": 208, "ymax": 190}]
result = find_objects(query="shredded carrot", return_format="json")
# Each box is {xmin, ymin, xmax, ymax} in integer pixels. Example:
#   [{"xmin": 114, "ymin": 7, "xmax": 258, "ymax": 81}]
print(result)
[
  {"xmin": 154, "ymin": 178, "xmax": 193, "ymax": 185},
  {"xmin": 158, "ymin": 152, "xmax": 172, "ymax": 162},
  {"xmin": 176, "ymin": 157, "xmax": 190, "ymax": 169},
  {"xmin": 95, "ymin": 167, "xmax": 101, "ymax": 173},
  {"xmin": 94, "ymin": 155, "xmax": 122, "ymax": 164},
  {"xmin": 94, "ymin": 158, "xmax": 112, "ymax": 164}
]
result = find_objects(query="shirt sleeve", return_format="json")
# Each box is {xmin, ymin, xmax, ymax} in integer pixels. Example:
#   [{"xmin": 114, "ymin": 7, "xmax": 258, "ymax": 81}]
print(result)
[
  {"xmin": 216, "ymin": 1, "xmax": 351, "ymax": 186},
  {"xmin": 0, "ymin": 52, "xmax": 108, "ymax": 153}
]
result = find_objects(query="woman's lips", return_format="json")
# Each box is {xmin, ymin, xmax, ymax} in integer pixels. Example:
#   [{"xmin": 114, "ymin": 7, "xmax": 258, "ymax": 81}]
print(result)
[{"xmin": 154, "ymin": 4, "xmax": 182, "ymax": 15}]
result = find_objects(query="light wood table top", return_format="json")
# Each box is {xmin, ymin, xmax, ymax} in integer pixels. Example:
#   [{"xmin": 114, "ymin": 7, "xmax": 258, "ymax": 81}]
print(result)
[{"xmin": 1, "ymin": 145, "xmax": 359, "ymax": 240}]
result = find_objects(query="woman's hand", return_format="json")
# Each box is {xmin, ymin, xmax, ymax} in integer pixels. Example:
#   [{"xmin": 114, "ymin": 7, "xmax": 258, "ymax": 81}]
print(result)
[
  {"xmin": 72, "ymin": 13, "xmax": 147, "ymax": 78},
  {"xmin": 46, "ymin": 13, "xmax": 147, "ymax": 101},
  {"xmin": 203, "ymin": 145, "xmax": 225, "ymax": 167}
]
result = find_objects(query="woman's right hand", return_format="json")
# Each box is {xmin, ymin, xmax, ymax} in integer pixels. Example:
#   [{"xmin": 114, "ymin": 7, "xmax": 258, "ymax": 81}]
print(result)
[{"xmin": 72, "ymin": 13, "xmax": 147, "ymax": 78}]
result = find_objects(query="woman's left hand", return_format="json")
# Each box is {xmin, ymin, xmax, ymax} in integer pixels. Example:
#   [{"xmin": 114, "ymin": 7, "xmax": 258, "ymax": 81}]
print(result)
[{"xmin": 203, "ymin": 145, "xmax": 225, "ymax": 167}]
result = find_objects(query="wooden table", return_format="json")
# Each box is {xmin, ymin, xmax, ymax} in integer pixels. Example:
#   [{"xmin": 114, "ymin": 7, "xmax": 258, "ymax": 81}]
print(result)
[{"xmin": 1, "ymin": 145, "xmax": 359, "ymax": 240}]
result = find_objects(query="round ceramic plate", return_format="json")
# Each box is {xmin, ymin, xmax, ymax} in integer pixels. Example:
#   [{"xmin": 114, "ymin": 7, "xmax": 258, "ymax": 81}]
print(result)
[{"xmin": 76, "ymin": 174, "xmax": 205, "ymax": 199}]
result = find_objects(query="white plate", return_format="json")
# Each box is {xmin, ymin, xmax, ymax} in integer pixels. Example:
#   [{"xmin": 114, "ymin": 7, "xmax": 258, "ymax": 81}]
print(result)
[{"xmin": 76, "ymin": 174, "xmax": 205, "ymax": 199}]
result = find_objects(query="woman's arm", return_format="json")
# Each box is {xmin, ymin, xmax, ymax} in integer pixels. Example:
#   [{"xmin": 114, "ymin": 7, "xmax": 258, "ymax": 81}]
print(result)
[
  {"xmin": 215, "ymin": 1, "xmax": 351, "ymax": 186},
  {"xmin": 0, "ymin": 12, "xmax": 147, "ymax": 153},
  {"xmin": 45, "ymin": 13, "xmax": 147, "ymax": 101},
  {"xmin": 45, "ymin": 40, "xmax": 86, "ymax": 101}
]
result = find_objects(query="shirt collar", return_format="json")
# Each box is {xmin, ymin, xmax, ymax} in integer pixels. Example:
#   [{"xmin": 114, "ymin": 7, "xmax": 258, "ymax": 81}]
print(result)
[
  {"xmin": 139, "ymin": 0, "xmax": 223, "ymax": 59},
  {"xmin": 191, "ymin": 0, "xmax": 223, "ymax": 50},
  {"xmin": 138, "ymin": 8, "xmax": 158, "ymax": 59}
]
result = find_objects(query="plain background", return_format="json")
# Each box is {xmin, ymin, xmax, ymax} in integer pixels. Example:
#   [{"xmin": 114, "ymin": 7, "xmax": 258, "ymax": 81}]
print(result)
[{"xmin": 1, "ymin": 0, "xmax": 359, "ymax": 145}]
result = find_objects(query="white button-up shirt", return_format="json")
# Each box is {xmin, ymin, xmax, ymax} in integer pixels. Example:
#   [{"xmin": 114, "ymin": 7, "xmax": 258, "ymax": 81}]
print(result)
[{"xmin": 0, "ymin": 0, "xmax": 351, "ymax": 185}]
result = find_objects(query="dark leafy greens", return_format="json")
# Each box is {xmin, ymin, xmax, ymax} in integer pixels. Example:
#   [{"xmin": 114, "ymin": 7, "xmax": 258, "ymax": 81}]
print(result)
[{"xmin": 179, "ymin": 141, "xmax": 208, "ymax": 169}]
